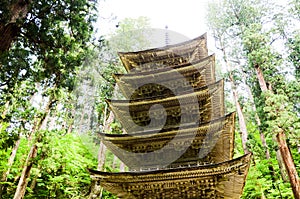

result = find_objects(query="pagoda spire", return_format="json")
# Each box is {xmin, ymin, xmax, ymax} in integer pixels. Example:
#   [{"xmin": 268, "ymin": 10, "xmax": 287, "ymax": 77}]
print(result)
[{"xmin": 165, "ymin": 25, "xmax": 170, "ymax": 46}]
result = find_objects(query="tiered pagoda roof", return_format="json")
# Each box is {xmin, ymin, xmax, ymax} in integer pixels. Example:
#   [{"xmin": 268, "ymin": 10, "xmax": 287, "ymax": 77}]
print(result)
[
  {"xmin": 114, "ymin": 54, "xmax": 216, "ymax": 99},
  {"xmin": 97, "ymin": 112, "xmax": 235, "ymax": 171},
  {"xmin": 89, "ymin": 153, "xmax": 251, "ymax": 199},
  {"xmin": 107, "ymin": 80, "xmax": 224, "ymax": 133},
  {"xmin": 118, "ymin": 33, "xmax": 208, "ymax": 72},
  {"xmin": 89, "ymin": 33, "xmax": 251, "ymax": 198}
]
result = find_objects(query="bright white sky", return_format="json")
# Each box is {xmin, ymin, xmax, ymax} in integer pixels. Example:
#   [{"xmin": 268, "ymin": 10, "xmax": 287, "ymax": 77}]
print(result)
[
  {"xmin": 96, "ymin": 0, "xmax": 210, "ymax": 39},
  {"xmin": 96, "ymin": 0, "xmax": 290, "ymax": 48}
]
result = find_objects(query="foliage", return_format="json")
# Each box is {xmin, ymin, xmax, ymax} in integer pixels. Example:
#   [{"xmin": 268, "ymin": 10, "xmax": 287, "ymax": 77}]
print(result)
[
  {"xmin": 242, "ymin": 160, "xmax": 293, "ymax": 199},
  {"xmin": 1, "ymin": 138, "xmax": 31, "ymax": 197},
  {"xmin": 0, "ymin": 0, "xmax": 98, "ymax": 198},
  {"xmin": 0, "ymin": 0, "xmax": 97, "ymax": 90},
  {"xmin": 109, "ymin": 16, "xmax": 152, "ymax": 52},
  {"xmin": 31, "ymin": 133, "xmax": 97, "ymax": 198},
  {"xmin": 287, "ymin": 32, "xmax": 300, "ymax": 79},
  {"xmin": 0, "ymin": 132, "xmax": 97, "ymax": 198},
  {"xmin": 207, "ymin": 0, "xmax": 300, "ymax": 198}
]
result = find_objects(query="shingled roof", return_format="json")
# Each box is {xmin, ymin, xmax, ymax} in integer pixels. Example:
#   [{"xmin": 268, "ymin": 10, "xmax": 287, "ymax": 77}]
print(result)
[
  {"xmin": 114, "ymin": 54, "xmax": 216, "ymax": 100},
  {"xmin": 118, "ymin": 33, "xmax": 208, "ymax": 72},
  {"xmin": 89, "ymin": 153, "xmax": 251, "ymax": 199}
]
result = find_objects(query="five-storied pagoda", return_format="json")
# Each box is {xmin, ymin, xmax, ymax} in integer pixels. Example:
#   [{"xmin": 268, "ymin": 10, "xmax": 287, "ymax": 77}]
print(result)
[{"xmin": 89, "ymin": 33, "xmax": 252, "ymax": 198}]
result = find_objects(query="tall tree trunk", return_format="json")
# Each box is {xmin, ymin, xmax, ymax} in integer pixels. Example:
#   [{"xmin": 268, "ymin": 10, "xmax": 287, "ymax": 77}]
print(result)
[
  {"xmin": 0, "ymin": 92, "xmax": 39, "ymax": 197},
  {"xmin": 0, "ymin": 0, "xmax": 32, "ymax": 53},
  {"xmin": 257, "ymin": 118, "xmax": 271, "ymax": 159},
  {"xmin": 66, "ymin": 109, "xmax": 76, "ymax": 135},
  {"xmin": 13, "ymin": 144, "xmax": 38, "ymax": 199},
  {"xmin": 90, "ymin": 103, "xmax": 96, "ymax": 131},
  {"xmin": 276, "ymin": 150, "xmax": 289, "ymax": 182},
  {"xmin": 241, "ymin": 67, "xmax": 279, "ymax": 190},
  {"xmin": 97, "ymin": 110, "xmax": 114, "ymax": 171},
  {"xmin": 97, "ymin": 141, "xmax": 107, "ymax": 172},
  {"xmin": 0, "ymin": 135, "xmax": 21, "ymax": 197},
  {"xmin": 28, "ymin": 156, "xmax": 44, "ymax": 193},
  {"xmin": 228, "ymin": 72, "xmax": 249, "ymax": 154},
  {"xmin": 67, "ymin": 122, "xmax": 73, "ymax": 135},
  {"xmin": 77, "ymin": 107, "xmax": 86, "ymax": 134},
  {"xmin": 219, "ymin": 45, "xmax": 249, "ymax": 154},
  {"xmin": 13, "ymin": 98, "xmax": 54, "ymax": 199},
  {"xmin": 89, "ymin": 110, "xmax": 114, "ymax": 199},
  {"xmin": 254, "ymin": 64, "xmax": 300, "ymax": 197},
  {"xmin": 277, "ymin": 132, "xmax": 300, "ymax": 199},
  {"xmin": 28, "ymin": 109, "xmax": 48, "ymax": 193},
  {"xmin": 254, "ymin": 65, "xmax": 268, "ymax": 92},
  {"xmin": 240, "ymin": 70, "xmax": 271, "ymax": 159}
]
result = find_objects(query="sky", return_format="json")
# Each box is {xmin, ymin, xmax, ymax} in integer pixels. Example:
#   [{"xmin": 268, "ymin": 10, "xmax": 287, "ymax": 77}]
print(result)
[
  {"xmin": 96, "ymin": 0, "xmax": 210, "ymax": 40},
  {"xmin": 95, "ymin": 0, "xmax": 294, "ymax": 52}
]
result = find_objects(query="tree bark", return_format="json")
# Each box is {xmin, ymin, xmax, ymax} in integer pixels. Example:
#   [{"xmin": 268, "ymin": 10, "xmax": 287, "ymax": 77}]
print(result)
[
  {"xmin": 77, "ymin": 106, "xmax": 86, "ymax": 134},
  {"xmin": 13, "ymin": 144, "xmax": 38, "ymax": 199},
  {"xmin": 97, "ymin": 110, "xmax": 114, "ymax": 171},
  {"xmin": 219, "ymin": 45, "xmax": 249, "ymax": 154},
  {"xmin": 0, "ymin": 136, "xmax": 21, "ymax": 197},
  {"xmin": 66, "ymin": 109, "xmax": 76, "ymax": 135},
  {"xmin": 276, "ymin": 149, "xmax": 289, "ymax": 182},
  {"xmin": 277, "ymin": 132, "xmax": 300, "ymax": 199},
  {"xmin": 89, "ymin": 110, "xmax": 114, "ymax": 199},
  {"xmin": 228, "ymin": 72, "xmax": 249, "ymax": 154},
  {"xmin": 240, "ymin": 70, "xmax": 271, "ymax": 159},
  {"xmin": 13, "ymin": 98, "xmax": 54, "ymax": 199},
  {"xmin": 254, "ymin": 61, "xmax": 299, "ymax": 196},
  {"xmin": 258, "ymin": 123, "xmax": 271, "ymax": 159},
  {"xmin": 255, "ymin": 66, "xmax": 268, "ymax": 92},
  {"xmin": 0, "ymin": 0, "xmax": 32, "ymax": 53},
  {"xmin": 29, "ymin": 158, "xmax": 43, "ymax": 193},
  {"xmin": 97, "ymin": 141, "xmax": 107, "ymax": 171}
]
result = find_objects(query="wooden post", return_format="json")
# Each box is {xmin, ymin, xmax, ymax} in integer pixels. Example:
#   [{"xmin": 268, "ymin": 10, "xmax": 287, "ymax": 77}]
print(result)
[{"xmin": 276, "ymin": 131, "xmax": 300, "ymax": 199}]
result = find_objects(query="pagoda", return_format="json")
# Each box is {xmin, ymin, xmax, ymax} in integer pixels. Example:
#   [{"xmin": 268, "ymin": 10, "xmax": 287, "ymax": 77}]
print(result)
[{"xmin": 89, "ymin": 33, "xmax": 252, "ymax": 198}]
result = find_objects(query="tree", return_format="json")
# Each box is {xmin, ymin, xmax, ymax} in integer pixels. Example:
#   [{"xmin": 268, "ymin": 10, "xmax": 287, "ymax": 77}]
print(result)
[
  {"xmin": 0, "ymin": 0, "xmax": 97, "ymax": 198},
  {"xmin": 109, "ymin": 16, "xmax": 152, "ymax": 52},
  {"xmin": 207, "ymin": 0, "xmax": 300, "ymax": 197}
]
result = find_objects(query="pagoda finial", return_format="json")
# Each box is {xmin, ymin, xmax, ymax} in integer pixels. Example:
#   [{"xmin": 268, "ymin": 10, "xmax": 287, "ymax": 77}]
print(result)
[{"xmin": 165, "ymin": 25, "xmax": 169, "ymax": 46}]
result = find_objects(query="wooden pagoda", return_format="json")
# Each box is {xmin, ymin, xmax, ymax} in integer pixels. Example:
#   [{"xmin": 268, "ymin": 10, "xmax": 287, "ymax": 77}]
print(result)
[{"xmin": 89, "ymin": 33, "xmax": 251, "ymax": 198}]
